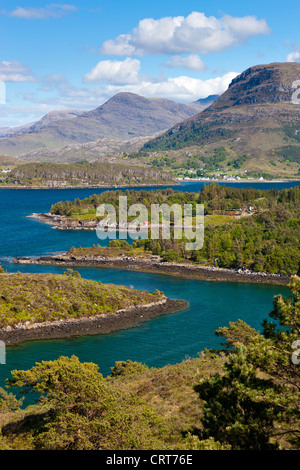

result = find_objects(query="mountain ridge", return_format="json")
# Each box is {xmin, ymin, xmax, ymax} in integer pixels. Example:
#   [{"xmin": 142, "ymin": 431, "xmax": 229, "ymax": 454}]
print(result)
[
  {"xmin": 0, "ymin": 92, "xmax": 214, "ymax": 157},
  {"xmin": 141, "ymin": 62, "xmax": 300, "ymax": 178}
]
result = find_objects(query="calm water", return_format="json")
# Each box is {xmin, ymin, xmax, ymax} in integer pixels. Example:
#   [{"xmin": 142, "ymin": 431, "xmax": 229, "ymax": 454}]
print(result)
[{"xmin": 0, "ymin": 181, "xmax": 297, "ymax": 385}]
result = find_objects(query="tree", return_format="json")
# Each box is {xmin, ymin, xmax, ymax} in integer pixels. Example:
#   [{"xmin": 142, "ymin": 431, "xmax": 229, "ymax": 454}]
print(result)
[
  {"xmin": 7, "ymin": 356, "xmax": 167, "ymax": 450},
  {"xmin": 64, "ymin": 268, "xmax": 81, "ymax": 278},
  {"xmin": 194, "ymin": 276, "xmax": 300, "ymax": 449}
]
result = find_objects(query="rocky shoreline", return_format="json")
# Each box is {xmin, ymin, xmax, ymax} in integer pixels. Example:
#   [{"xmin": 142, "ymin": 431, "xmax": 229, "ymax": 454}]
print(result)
[
  {"xmin": 1, "ymin": 179, "xmax": 298, "ymax": 190},
  {"xmin": 0, "ymin": 182, "xmax": 178, "ymax": 190},
  {"xmin": 28, "ymin": 212, "xmax": 194, "ymax": 231},
  {"xmin": 14, "ymin": 253, "xmax": 290, "ymax": 286},
  {"xmin": 29, "ymin": 212, "xmax": 99, "ymax": 230},
  {"xmin": 0, "ymin": 297, "xmax": 188, "ymax": 346}
]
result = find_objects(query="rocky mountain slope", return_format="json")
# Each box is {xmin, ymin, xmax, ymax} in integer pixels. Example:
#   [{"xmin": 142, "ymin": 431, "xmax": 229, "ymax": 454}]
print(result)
[
  {"xmin": 142, "ymin": 63, "xmax": 300, "ymax": 177},
  {"xmin": 18, "ymin": 135, "xmax": 158, "ymax": 163},
  {"xmin": 0, "ymin": 93, "xmax": 208, "ymax": 157},
  {"xmin": 0, "ymin": 109, "xmax": 83, "ymax": 138}
]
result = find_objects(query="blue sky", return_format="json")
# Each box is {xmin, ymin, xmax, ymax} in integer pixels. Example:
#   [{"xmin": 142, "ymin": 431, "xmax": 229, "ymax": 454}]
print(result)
[{"xmin": 0, "ymin": 0, "xmax": 299, "ymax": 127}]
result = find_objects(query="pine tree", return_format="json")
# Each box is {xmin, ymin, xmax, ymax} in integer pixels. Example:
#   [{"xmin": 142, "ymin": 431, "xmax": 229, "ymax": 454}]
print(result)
[{"xmin": 194, "ymin": 275, "xmax": 300, "ymax": 449}]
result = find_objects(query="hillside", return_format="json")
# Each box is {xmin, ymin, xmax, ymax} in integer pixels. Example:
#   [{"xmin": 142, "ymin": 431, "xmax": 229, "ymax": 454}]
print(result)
[
  {"xmin": 0, "ymin": 155, "xmax": 19, "ymax": 168},
  {"xmin": 0, "ymin": 93, "xmax": 206, "ymax": 157},
  {"xmin": 142, "ymin": 63, "xmax": 300, "ymax": 179},
  {"xmin": 17, "ymin": 135, "xmax": 157, "ymax": 163},
  {"xmin": 0, "ymin": 161, "xmax": 176, "ymax": 188},
  {"xmin": 0, "ymin": 110, "xmax": 83, "ymax": 139}
]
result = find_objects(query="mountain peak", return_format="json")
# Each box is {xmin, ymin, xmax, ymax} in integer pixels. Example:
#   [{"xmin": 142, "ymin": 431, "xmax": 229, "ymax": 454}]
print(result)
[
  {"xmin": 102, "ymin": 92, "xmax": 149, "ymax": 106},
  {"xmin": 211, "ymin": 62, "xmax": 300, "ymax": 109},
  {"xmin": 141, "ymin": 61, "xmax": 300, "ymax": 174},
  {"xmin": 0, "ymin": 92, "xmax": 203, "ymax": 157}
]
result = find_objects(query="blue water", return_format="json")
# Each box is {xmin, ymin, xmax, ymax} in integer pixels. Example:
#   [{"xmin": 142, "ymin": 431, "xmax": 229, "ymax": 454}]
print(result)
[{"xmin": 0, "ymin": 182, "xmax": 296, "ymax": 384}]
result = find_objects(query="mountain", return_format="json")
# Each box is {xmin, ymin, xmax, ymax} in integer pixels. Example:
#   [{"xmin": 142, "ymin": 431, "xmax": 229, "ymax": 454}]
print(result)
[
  {"xmin": 25, "ymin": 110, "xmax": 84, "ymax": 132},
  {"xmin": 18, "ymin": 135, "xmax": 158, "ymax": 163},
  {"xmin": 188, "ymin": 94, "xmax": 219, "ymax": 113},
  {"xmin": 0, "ymin": 110, "xmax": 83, "ymax": 139},
  {"xmin": 0, "ymin": 128, "xmax": 11, "ymax": 138},
  {"xmin": 0, "ymin": 93, "xmax": 207, "ymax": 157},
  {"xmin": 142, "ymin": 63, "xmax": 300, "ymax": 177}
]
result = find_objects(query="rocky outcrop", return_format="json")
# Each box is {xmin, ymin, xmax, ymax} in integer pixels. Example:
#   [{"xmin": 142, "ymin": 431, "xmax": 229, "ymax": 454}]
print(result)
[
  {"xmin": 142, "ymin": 62, "xmax": 300, "ymax": 165},
  {"xmin": 14, "ymin": 253, "xmax": 290, "ymax": 286},
  {"xmin": 29, "ymin": 212, "xmax": 98, "ymax": 230}
]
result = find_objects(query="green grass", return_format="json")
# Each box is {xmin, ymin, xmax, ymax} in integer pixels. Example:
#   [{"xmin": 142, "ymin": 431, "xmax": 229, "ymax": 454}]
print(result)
[
  {"xmin": 205, "ymin": 214, "xmax": 236, "ymax": 225},
  {"xmin": 68, "ymin": 244, "xmax": 151, "ymax": 259},
  {"xmin": 0, "ymin": 272, "xmax": 165, "ymax": 328}
]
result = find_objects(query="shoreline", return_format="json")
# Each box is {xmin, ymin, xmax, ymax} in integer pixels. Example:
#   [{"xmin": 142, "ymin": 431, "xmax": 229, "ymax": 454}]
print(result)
[
  {"xmin": 180, "ymin": 178, "xmax": 300, "ymax": 184},
  {"xmin": 28, "ymin": 212, "xmax": 197, "ymax": 231},
  {"xmin": 0, "ymin": 182, "xmax": 178, "ymax": 190},
  {"xmin": 0, "ymin": 297, "xmax": 188, "ymax": 346},
  {"xmin": 14, "ymin": 254, "xmax": 290, "ymax": 286},
  {"xmin": 0, "ymin": 179, "xmax": 299, "ymax": 190}
]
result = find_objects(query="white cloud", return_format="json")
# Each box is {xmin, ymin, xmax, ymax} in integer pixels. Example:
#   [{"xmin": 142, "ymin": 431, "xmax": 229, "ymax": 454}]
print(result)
[
  {"xmin": 81, "ymin": 55, "xmax": 237, "ymax": 104},
  {"xmin": 98, "ymin": 71, "xmax": 238, "ymax": 103},
  {"xmin": 1, "ymin": 4, "xmax": 78, "ymax": 20},
  {"xmin": 286, "ymin": 51, "xmax": 300, "ymax": 62},
  {"xmin": 100, "ymin": 35, "xmax": 137, "ymax": 56},
  {"xmin": 83, "ymin": 58, "xmax": 141, "ymax": 85},
  {"xmin": 24, "ymin": 70, "xmax": 238, "ymax": 111},
  {"xmin": 2, "ymin": 66, "xmax": 238, "ymax": 127},
  {"xmin": 101, "ymin": 11, "xmax": 271, "ymax": 56},
  {"xmin": 0, "ymin": 61, "xmax": 36, "ymax": 82},
  {"xmin": 164, "ymin": 54, "xmax": 206, "ymax": 71}
]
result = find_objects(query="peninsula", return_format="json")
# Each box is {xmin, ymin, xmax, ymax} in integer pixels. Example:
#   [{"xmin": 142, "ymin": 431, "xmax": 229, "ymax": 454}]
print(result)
[
  {"xmin": 14, "ymin": 245, "xmax": 290, "ymax": 286},
  {"xmin": 0, "ymin": 271, "xmax": 187, "ymax": 345},
  {"xmin": 28, "ymin": 185, "xmax": 300, "ymax": 278}
]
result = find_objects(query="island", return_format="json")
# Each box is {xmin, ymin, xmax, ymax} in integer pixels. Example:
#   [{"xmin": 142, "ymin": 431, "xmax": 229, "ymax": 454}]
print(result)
[
  {"xmin": 0, "ymin": 270, "xmax": 187, "ymax": 345},
  {"xmin": 27, "ymin": 184, "xmax": 300, "ymax": 280}
]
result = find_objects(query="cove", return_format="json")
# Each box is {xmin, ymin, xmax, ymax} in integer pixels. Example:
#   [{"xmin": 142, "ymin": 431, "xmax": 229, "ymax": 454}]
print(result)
[
  {"xmin": 0, "ymin": 183, "xmax": 295, "ymax": 387},
  {"xmin": 0, "ymin": 263, "xmax": 288, "ymax": 388}
]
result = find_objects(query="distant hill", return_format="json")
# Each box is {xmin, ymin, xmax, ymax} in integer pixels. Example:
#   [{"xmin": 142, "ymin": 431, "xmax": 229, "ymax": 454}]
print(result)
[
  {"xmin": 18, "ymin": 135, "xmax": 158, "ymax": 163},
  {"xmin": 1, "ymin": 161, "xmax": 176, "ymax": 188},
  {"xmin": 142, "ymin": 63, "xmax": 300, "ymax": 177},
  {"xmin": 0, "ymin": 154, "xmax": 19, "ymax": 167},
  {"xmin": 188, "ymin": 94, "xmax": 219, "ymax": 113},
  {"xmin": 0, "ymin": 110, "xmax": 83, "ymax": 139},
  {"xmin": 0, "ymin": 93, "xmax": 210, "ymax": 157}
]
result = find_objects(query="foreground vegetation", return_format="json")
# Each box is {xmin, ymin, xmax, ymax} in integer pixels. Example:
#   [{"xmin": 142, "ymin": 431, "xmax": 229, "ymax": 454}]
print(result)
[
  {"xmin": 0, "ymin": 271, "xmax": 165, "ymax": 328},
  {"xmin": 0, "ymin": 276, "xmax": 299, "ymax": 450},
  {"xmin": 51, "ymin": 184, "xmax": 300, "ymax": 275}
]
